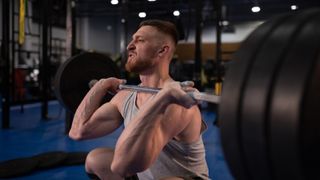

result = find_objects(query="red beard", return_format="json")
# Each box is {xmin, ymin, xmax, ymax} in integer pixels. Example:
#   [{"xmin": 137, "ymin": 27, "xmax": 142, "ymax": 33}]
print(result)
[{"xmin": 125, "ymin": 57, "xmax": 154, "ymax": 73}]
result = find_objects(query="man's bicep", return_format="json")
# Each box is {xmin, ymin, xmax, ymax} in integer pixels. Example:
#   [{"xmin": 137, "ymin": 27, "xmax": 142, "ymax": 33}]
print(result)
[
  {"xmin": 69, "ymin": 101, "xmax": 123, "ymax": 140},
  {"xmin": 74, "ymin": 101, "xmax": 123, "ymax": 139},
  {"xmin": 91, "ymin": 102, "xmax": 123, "ymax": 131},
  {"xmin": 89, "ymin": 91, "xmax": 130, "ymax": 135}
]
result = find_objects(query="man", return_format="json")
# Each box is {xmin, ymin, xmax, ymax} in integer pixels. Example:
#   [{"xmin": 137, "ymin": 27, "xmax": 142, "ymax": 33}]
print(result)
[{"xmin": 69, "ymin": 20, "xmax": 209, "ymax": 180}]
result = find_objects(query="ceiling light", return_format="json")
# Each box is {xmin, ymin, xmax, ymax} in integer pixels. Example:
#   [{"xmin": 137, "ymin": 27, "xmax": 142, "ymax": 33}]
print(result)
[
  {"xmin": 173, "ymin": 10, "xmax": 180, "ymax": 17},
  {"xmin": 148, "ymin": 0, "xmax": 156, "ymax": 2},
  {"xmin": 251, "ymin": 6, "xmax": 261, "ymax": 13},
  {"xmin": 139, "ymin": 12, "xmax": 146, "ymax": 18},
  {"xmin": 222, "ymin": 20, "xmax": 229, "ymax": 26},
  {"xmin": 291, "ymin": 5, "xmax": 298, "ymax": 10},
  {"xmin": 110, "ymin": 0, "xmax": 118, "ymax": 5}
]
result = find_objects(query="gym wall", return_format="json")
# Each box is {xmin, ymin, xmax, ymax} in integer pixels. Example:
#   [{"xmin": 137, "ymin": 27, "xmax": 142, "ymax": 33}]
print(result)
[{"xmin": 0, "ymin": 0, "xmax": 265, "ymax": 62}]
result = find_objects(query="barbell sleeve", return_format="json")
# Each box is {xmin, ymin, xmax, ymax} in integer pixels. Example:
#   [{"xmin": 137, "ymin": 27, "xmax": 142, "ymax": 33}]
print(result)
[{"xmin": 119, "ymin": 84, "xmax": 221, "ymax": 104}]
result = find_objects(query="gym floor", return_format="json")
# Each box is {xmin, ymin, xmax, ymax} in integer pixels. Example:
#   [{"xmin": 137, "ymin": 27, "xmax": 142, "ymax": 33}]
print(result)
[{"xmin": 0, "ymin": 101, "xmax": 234, "ymax": 180}]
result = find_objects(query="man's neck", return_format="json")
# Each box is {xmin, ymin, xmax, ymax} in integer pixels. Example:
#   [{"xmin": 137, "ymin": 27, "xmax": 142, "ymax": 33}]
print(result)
[{"xmin": 139, "ymin": 74, "xmax": 172, "ymax": 88}]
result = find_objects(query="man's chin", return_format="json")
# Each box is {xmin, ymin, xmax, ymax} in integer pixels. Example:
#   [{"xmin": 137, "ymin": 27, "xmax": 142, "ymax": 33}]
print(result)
[
  {"xmin": 125, "ymin": 60, "xmax": 151, "ymax": 73},
  {"xmin": 125, "ymin": 64, "xmax": 137, "ymax": 73},
  {"xmin": 125, "ymin": 65, "xmax": 132, "ymax": 72}
]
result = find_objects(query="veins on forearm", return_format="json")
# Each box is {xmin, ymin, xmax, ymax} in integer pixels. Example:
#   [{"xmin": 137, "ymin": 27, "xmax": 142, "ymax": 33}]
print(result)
[
  {"xmin": 80, "ymin": 88, "xmax": 101, "ymax": 120},
  {"xmin": 116, "ymin": 101, "xmax": 166, "ymax": 156}
]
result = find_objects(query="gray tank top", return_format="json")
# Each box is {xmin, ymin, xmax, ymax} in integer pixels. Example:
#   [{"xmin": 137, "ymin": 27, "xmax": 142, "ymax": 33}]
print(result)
[{"xmin": 122, "ymin": 91, "xmax": 210, "ymax": 180}]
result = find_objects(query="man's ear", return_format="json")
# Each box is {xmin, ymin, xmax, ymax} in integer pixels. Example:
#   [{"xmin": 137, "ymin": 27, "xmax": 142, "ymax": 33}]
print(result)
[{"xmin": 158, "ymin": 46, "xmax": 169, "ymax": 56}]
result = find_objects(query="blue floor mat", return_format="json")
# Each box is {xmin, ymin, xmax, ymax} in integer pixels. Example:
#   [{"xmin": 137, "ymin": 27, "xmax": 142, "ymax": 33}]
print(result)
[{"xmin": 0, "ymin": 101, "xmax": 234, "ymax": 180}]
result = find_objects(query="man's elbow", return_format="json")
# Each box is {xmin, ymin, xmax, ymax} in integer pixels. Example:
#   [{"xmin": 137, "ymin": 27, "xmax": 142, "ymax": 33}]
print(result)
[{"xmin": 68, "ymin": 129, "xmax": 85, "ymax": 140}]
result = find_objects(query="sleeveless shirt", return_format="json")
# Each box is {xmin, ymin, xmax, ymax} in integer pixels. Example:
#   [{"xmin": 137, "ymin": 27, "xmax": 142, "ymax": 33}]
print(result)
[{"xmin": 122, "ymin": 91, "xmax": 210, "ymax": 180}]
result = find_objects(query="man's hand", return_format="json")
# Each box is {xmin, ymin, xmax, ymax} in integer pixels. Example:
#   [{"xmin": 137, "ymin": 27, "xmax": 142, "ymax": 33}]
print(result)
[
  {"xmin": 93, "ymin": 77, "xmax": 126, "ymax": 95},
  {"xmin": 161, "ymin": 81, "xmax": 199, "ymax": 108}
]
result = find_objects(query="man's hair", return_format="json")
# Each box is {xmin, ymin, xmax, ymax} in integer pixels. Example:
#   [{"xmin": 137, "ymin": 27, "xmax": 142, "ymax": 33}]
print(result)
[{"xmin": 139, "ymin": 19, "xmax": 179, "ymax": 45}]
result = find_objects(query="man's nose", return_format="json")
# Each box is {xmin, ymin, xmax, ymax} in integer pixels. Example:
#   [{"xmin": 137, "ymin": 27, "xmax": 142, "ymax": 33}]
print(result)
[{"xmin": 126, "ymin": 41, "xmax": 135, "ymax": 51}]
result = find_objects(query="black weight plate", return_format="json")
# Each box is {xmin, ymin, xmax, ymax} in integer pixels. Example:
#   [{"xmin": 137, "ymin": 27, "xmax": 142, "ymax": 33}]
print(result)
[
  {"xmin": 269, "ymin": 10, "xmax": 320, "ymax": 180},
  {"xmin": 219, "ymin": 14, "xmax": 290, "ymax": 180},
  {"xmin": 240, "ymin": 9, "xmax": 320, "ymax": 180},
  {"xmin": 301, "ymin": 36, "xmax": 320, "ymax": 180},
  {"xmin": 0, "ymin": 157, "xmax": 39, "ymax": 178},
  {"xmin": 54, "ymin": 52, "xmax": 121, "ymax": 113},
  {"xmin": 33, "ymin": 151, "xmax": 68, "ymax": 169}
]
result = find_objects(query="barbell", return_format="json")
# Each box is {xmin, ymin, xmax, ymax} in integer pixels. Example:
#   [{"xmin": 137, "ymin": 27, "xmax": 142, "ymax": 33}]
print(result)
[
  {"xmin": 54, "ymin": 8, "xmax": 320, "ymax": 180},
  {"xmin": 90, "ymin": 79, "xmax": 221, "ymax": 103},
  {"xmin": 54, "ymin": 52, "xmax": 221, "ymax": 113}
]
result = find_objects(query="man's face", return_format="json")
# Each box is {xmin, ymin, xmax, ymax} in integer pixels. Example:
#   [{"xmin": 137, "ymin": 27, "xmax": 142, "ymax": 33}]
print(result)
[{"xmin": 125, "ymin": 26, "xmax": 162, "ymax": 73}]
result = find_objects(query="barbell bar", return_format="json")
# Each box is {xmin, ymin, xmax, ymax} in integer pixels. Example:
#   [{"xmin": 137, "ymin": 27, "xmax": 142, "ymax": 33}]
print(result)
[
  {"xmin": 54, "ymin": 8, "xmax": 320, "ymax": 180},
  {"xmin": 119, "ymin": 84, "xmax": 221, "ymax": 104},
  {"xmin": 88, "ymin": 79, "xmax": 221, "ymax": 104}
]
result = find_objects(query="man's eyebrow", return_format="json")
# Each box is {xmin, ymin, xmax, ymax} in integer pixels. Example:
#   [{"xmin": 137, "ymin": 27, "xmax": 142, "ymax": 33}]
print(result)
[
  {"xmin": 132, "ymin": 34, "xmax": 144, "ymax": 39},
  {"xmin": 130, "ymin": 35, "xmax": 148, "ymax": 42}
]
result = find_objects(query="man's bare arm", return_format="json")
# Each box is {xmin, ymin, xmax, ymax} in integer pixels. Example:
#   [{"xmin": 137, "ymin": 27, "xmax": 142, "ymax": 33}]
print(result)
[
  {"xmin": 69, "ymin": 78, "xmax": 125, "ymax": 140},
  {"xmin": 111, "ymin": 82, "xmax": 200, "ymax": 177}
]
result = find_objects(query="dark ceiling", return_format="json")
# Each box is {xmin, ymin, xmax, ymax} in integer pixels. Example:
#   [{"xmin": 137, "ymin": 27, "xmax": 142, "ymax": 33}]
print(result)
[{"xmin": 75, "ymin": 0, "xmax": 320, "ymax": 22}]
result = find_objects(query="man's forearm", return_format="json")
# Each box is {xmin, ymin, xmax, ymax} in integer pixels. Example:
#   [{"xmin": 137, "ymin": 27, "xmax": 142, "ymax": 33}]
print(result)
[
  {"xmin": 75, "ymin": 81, "xmax": 109, "ymax": 122},
  {"xmin": 69, "ymin": 80, "xmax": 110, "ymax": 138},
  {"xmin": 111, "ymin": 92, "xmax": 173, "ymax": 175}
]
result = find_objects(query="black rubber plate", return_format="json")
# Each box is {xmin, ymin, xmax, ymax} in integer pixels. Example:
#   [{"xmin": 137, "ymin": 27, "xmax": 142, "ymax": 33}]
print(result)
[
  {"xmin": 269, "ymin": 10, "xmax": 320, "ymax": 180},
  {"xmin": 54, "ymin": 52, "xmax": 120, "ymax": 113},
  {"xmin": 301, "ymin": 32, "xmax": 320, "ymax": 180},
  {"xmin": 219, "ymin": 13, "xmax": 290, "ymax": 180},
  {"xmin": 240, "ymin": 9, "xmax": 320, "ymax": 180}
]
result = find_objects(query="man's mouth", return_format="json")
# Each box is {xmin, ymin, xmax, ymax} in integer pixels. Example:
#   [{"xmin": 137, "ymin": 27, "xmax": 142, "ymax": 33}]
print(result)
[{"xmin": 127, "ymin": 52, "xmax": 136, "ymax": 60}]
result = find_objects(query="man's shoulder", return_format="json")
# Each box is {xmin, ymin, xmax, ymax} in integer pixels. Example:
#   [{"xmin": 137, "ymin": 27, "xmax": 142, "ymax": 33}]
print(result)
[
  {"xmin": 110, "ymin": 90, "xmax": 134, "ymax": 116},
  {"xmin": 111, "ymin": 90, "xmax": 132, "ymax": 105}
]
